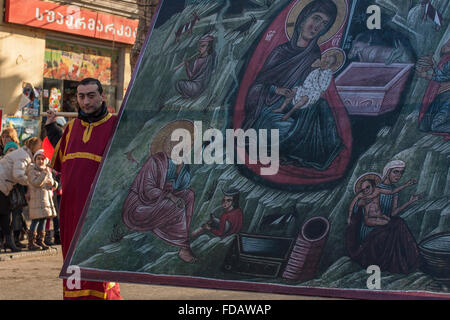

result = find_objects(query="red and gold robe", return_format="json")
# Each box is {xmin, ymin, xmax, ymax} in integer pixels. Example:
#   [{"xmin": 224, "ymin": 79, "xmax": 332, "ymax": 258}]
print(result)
[
  {"xmin": 210, "ymin": 208, "xmax": 243, "ymax": 237},
  {"xmin": 52, "ymin": 113, "xmax": 122, "ymax": 300}
]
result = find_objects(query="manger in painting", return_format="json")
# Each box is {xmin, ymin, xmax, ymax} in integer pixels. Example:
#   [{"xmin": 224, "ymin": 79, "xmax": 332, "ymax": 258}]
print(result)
[{"xmin": 61, "ymin": 0, "xmax": 450, "ymax": 299}]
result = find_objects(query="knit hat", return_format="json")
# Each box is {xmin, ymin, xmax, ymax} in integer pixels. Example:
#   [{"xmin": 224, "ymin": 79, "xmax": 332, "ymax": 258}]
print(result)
[
  {"xmin": 33, "ymin": 149, "xmax": 46, "ymax": 161},
  {"xmin": 3, "ymin": 141, "xmax": 18, "ymax": 154}
]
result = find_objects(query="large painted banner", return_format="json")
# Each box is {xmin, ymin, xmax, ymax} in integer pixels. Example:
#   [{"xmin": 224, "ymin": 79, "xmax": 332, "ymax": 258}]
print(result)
[{"xmin": 61, "ymin": 0, "xmax": 450, "ymax": 299}]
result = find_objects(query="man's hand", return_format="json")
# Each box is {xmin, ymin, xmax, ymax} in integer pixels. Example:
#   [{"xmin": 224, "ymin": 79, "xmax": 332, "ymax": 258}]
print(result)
[{"xmin": 45, "ymin": 109, "xmax": 57, "ymax": 125}]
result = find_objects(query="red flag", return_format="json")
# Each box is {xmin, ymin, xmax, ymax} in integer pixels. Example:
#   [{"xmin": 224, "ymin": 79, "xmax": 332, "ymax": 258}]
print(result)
[{"xmin": 42, "ymin": 136, "xmax": 54, "ymax": 160}]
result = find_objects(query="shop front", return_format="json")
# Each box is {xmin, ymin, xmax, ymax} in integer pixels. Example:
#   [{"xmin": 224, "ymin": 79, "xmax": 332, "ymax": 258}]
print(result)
[
  {"xmin": 1, "ymin": 0, "xmax": 138, "ymax": 140},
  {"xmin": 43, "ymin": 38, "xmax": 120, "ymax": 113}
]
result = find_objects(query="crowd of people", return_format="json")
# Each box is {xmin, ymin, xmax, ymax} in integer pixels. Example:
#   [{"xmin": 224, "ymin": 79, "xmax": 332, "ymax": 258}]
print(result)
[
  {"xmin": 0, "ymin": 77, "xmax": 123, "ymax": 300},
  {"xmin": 0, "ymin": 114, "xmax": 64, "ymax": 252}
]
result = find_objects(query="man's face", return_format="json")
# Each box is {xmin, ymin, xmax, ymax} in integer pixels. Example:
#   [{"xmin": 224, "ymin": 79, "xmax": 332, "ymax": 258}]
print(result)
[
  {"xmin": 301, "ymin": 12, "xmax": 330, "ymax": 42},
  {"xmin": 222, "ymin": 196, "xmax": 233, "ymax": 210},
  {"xmin": 77, "ymin": 83, "xmax": 104, "ymax": 115}
]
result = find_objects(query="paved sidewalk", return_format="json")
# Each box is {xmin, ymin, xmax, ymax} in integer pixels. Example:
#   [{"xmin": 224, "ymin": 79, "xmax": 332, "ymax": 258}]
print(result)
[
  {"xmin": 0, "ymin": 248, "xmax": 331, "ymax": 300},
  {"xmin": 0, "ymin": 243, "xmax": 61, "ymax": 262}
]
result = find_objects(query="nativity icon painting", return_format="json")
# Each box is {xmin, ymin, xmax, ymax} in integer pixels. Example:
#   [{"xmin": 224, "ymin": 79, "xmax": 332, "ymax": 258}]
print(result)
[{"xmin": 61, "ymin": 0, "xmax": 450, "ymax": 300}]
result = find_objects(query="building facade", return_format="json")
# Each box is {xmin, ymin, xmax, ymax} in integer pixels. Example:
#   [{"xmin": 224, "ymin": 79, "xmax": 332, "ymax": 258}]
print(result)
[{"xmin": 0, "ymin": 0, "xmax": 139, "ymax": 115}]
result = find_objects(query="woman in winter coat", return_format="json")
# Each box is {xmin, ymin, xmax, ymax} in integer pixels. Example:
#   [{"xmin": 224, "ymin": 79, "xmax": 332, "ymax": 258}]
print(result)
[
  {"xmin": 2, "ymin": 141, "xmax": 28, "ymax": 250},
  {"xmin": 0, "ymin": 137, "xmax": 42, "ymax": 252},
  {"xmin": 26, "ymin": 149, "xmax": 58, "ymax": 250}
]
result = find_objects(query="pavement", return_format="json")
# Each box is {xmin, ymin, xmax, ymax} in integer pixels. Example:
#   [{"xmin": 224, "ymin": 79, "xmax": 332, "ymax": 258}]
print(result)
[
  {"xmin": 0, "ymin": 240, "xmax": 333, "ymax": 300},
  {"xmin": 0, "ymin": 242, "xmax": 60, "ymax": 262}
]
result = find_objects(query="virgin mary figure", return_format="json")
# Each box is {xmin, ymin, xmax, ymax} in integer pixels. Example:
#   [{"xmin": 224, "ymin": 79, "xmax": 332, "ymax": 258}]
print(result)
[{"xmin": 241, "ymin": 0, "xmax": 352, "ymax": 180}]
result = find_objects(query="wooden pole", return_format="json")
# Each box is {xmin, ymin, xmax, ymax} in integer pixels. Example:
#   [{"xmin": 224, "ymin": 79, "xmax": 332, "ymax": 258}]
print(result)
[{"xmin": 40, "ymin": 112, "xmax": 118, "ymax": 118}]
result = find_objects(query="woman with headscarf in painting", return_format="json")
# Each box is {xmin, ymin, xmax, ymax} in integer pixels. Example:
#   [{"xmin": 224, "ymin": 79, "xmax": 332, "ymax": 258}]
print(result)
[
  {"xmin": 242, "ymin": 0, "xmax": 345, "ymax": 171},
  {"xmin": 121, "ymin": 120, "xmax": 197, "ymax": 263},
  {"xmin": 345, "ymin": 160, "xmax": 424, "ymax": 274}
]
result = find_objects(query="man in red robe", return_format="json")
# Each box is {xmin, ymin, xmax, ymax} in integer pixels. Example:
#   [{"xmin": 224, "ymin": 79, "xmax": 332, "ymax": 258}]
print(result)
[
  {"xmin": 191, "ymin": 187, "xmax": 243, "ymax": 239},
  {"xmin": 52, "ymin": 78, "xmax": 122, "ymax": 300}
]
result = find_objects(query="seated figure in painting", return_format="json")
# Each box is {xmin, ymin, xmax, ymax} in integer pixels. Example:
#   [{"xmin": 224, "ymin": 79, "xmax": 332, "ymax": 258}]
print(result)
[
  {"xmin": 175, "ymin": 34, "xmax": 215, "ymax": 99},
  {"xmin": 417, "ymin": 39, "xmax": 450, "ymax": 138},
  {"xmin": 346, "ymin": 160, "xmax": 423, "ymax": 274},
  {"xmin": 240, "ymin": 0, "xmax": 352, "ymax": 179},
  {"xmin": 191, "ymin": 187, "xmax": 243, "ymax": 239},
  {"xmin": 121, "ymin": 120, "xmax": 197, "ymax": 263},
  {"xmin": 272, "ymin": 49, "xmax": 344, "ymax": 121}
]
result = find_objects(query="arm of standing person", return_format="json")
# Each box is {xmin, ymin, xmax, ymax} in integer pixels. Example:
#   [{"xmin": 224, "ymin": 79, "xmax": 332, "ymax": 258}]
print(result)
[
  {"xmin": 51, "ymin": 119, "xmax": 74, "ymax": 172},
  {"xmin": 12, "ymin": 157, "xmax": 31, "ymax": 186},
  {"xmin": 45, "ymin": 109, "xmax": 64, "ymax": 148}
]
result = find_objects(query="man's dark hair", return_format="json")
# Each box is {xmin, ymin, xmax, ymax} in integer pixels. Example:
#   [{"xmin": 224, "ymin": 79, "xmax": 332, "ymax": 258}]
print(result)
[{"xmin": 78, "ymin": 78, "xmax": 103, "ymax": 95}]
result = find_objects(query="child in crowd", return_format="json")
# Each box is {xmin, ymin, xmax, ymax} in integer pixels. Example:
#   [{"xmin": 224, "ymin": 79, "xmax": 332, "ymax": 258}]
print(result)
[{"xmin": 26, "ymin": 149, "xmax": 58, "ymax": 250}]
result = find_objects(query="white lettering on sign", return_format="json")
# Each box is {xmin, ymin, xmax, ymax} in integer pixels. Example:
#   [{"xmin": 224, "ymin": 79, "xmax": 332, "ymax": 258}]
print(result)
[{"xmin": 33, "ymin": 6, "xmax": 137, "ymax": 39}]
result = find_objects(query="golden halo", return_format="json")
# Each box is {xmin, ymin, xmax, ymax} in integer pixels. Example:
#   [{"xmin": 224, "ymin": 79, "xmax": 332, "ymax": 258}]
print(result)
[
  {"xmin": 150, "ymin": 120, "xmax": 195, "ymax": 156},
  {"xmin": 286, "ymin": 0, "xmax": 348, "ymax": 45},
  {"xmin": 321, "ymin": 47, "xmax": 346, "ymax": 73},
  {"xmin": 354, "ymin": 172, "xmax": 382, "ymax": 194}
]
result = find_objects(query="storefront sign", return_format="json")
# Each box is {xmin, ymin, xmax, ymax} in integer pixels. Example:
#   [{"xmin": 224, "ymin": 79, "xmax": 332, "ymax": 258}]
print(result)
[{"xmin": 5, "ymin": 0, "xmax": 138, "ymax": 45}]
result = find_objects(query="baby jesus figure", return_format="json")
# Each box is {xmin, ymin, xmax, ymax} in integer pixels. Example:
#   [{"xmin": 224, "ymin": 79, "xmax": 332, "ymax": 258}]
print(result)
[
  {"xmin": 272, "ymin": 49, "xmax": 344, "ymax": 121},
  {"xmin": 347, "ymin": 173, "xmax": 417, "ymax": 227}
]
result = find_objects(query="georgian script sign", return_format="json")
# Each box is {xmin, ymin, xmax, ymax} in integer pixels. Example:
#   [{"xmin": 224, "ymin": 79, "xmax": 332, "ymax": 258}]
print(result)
[{"xmin": 5, "ymin": 0, "xmax": 138, "ymax": 44}]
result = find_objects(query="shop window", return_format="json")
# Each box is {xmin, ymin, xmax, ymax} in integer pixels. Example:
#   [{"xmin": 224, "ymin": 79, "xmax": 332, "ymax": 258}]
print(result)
[{"xmin": 43, "ymin": 39, "xmax": 119, "ymax": 112}]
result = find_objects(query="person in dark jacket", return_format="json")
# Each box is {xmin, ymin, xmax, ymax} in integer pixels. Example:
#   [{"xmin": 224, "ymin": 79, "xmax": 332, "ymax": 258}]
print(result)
[
  {"xmin": 44, "ymin": 109, "xmax": 65, "ymax": 148},
  {"xmin": 43, "ymin": 109, "xmax": 66, "ymax": 245}
]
